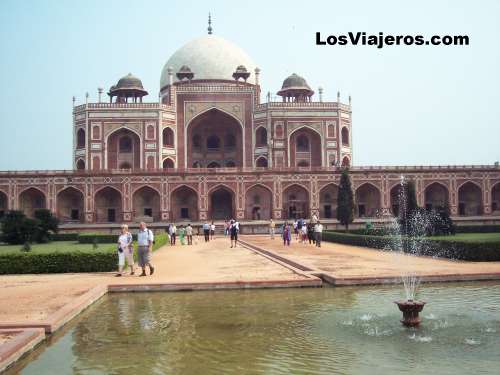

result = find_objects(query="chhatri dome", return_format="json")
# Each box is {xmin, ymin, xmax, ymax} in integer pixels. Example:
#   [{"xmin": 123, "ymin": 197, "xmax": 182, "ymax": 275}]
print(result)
[{"xmin": 160, "ymin": 16, "xmax": 258, "ymax": 88}]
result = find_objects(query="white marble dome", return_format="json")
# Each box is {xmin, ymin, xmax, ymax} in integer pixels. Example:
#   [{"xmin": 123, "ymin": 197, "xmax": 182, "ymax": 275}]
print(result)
[{"xmin": 160, "ymin": 35, "xmax": 258, "ymax": 88}]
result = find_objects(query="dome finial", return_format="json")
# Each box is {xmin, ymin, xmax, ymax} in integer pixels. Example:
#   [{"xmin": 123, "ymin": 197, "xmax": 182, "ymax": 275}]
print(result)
[{"xmin": 207, "ymin": 12, "xmax": 213, "ymax": 35}]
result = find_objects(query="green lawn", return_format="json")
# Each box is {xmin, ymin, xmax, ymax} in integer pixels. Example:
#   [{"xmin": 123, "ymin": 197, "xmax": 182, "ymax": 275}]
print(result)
[
  {"xmin": 428, "ymin": 233, "xmax": 500, "ymax": 243},
  {"xmin": 0, "ymin": 241, "xmax": 115, "ymax": 255}
]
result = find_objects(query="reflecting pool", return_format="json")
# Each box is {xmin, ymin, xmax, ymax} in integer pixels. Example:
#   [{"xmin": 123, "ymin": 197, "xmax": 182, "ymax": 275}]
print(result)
[{"xmin": 9, "ymin": 282, "xmax": 500, "ymax": 375}]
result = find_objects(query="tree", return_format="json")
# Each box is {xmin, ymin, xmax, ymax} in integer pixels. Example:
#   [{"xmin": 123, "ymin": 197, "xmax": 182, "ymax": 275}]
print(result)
[
  {"xmin": 0, "ymin": 210, "xmax": 38, "ymax": 244},
  {"xmin": 34, "ymin": 209, "xmax": 59, "ymax": 242},
  {"xmin": 399, "ymin": 179, "xmax": 419, "ymax": 235},
  {"xmin": 337, "ymin": 168, "xmax": 354, "ymax": 231}
]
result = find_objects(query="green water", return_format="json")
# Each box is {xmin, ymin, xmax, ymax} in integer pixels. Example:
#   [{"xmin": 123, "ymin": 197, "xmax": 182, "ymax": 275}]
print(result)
[{"xmin": 9, "ymin": 282, "xmax": 500, "ymax": 375}]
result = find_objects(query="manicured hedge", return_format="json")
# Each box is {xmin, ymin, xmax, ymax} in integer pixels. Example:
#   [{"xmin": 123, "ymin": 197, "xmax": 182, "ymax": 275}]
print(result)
[
  {"xmin": 322, "ymin": 231, "xmax": 500, "ymax": 261},
  {"xmin": 50, "ymin": 233, "xmax": 79, "ymax": 241},
  {"xmin": 0, "ymin": 250, "xmax": 117, "ymax": 274},
  {"xmin": 78, "ymin": 233, "xmax": 137, "ymax": 244},
  {"xmin": 0, "ymin": 234, "xmax": 168, "ymax": 274},
  {"xmin": 454, "ymin": 225, "xmax": 500, "ymax": 233}
]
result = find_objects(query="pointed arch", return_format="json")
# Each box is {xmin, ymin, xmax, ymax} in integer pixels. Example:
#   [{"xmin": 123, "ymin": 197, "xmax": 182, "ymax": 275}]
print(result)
[
  {"xmin": 170, "ymin": 185, "xmax": 199, "ymax": 221},
  {"xmin": 458, "ymin": 181, "xmax": 483, "ymax": 216},
  {"xmin": 319, "ymin": 183, "xmax": 339, "ymax": 219},
  {"xmin": 208, "ymin": 184, "xmax": 236, "ymax": 220},
  {"xmin": 245, "ymin": 183, "xmax": 273, "ymax": 220},
  {"xmin": 57, "ymin": 186, "xmax": 84, "ymax": 223},
  {"xmin": 355, "ymin": 182, "xmax": 381, "ymax": 218},
  {"xmin": 282, "ymin": 183, "xmax": 310, "ymax": 219},
  {"xmin": 94, "ymin": 186, "xmax": 122, "ymax": 223},
  {"xmin": 19, "ymin": 187, "xmax": 47, "ymax": 218},
  {"xmin": 132, "ymin": 185, "xmax": 161, "ymax": 221},
  {"xmin": 424, "ymin": 182, "xmax": 449, "ymax": 211},
  {"xmin": 104, "ymin": 126, "xmax": 143, "ymax": 169}
]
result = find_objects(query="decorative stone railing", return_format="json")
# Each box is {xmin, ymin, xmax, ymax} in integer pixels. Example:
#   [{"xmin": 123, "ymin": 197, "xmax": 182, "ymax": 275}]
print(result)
[
  {"xmin": 255, "ymin": 102, "xmax": 351, "ymax": 111},
  {"xmin": 0, "ymin": 164, "xmax": 498, "ymax": 176},
  {"xmin": 73, "ymin": 103, "xmax": 175, "ymax": 112}
]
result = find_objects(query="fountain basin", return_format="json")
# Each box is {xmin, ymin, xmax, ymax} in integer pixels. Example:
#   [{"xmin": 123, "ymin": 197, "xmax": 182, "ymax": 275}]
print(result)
[{"xmin": 395, "ymin": 300, "xmax": 426, "ymax": 327}]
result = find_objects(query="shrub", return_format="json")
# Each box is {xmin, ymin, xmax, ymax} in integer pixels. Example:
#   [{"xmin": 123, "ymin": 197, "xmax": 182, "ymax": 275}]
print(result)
[
  {"xmin": 21, "ymin": 242, "xmax": 31, "ymax": 252},
  {"xmin": 78, "ymin": 233, "xmax": 137, "ymax": 244},
  {"xmin": 322, "ymin": 231, "xmax": 500, "ymax": 261},
  {"xmin": 0, "ymin": 211, "xmax": 39, "ymax": 244},
  {"xmin": 33, "ymin": 209, "xmax": 59, "ymax": 242},
  {"xmin": 0, "ymin": 251, "xmax": 117, "ymax": 274}
]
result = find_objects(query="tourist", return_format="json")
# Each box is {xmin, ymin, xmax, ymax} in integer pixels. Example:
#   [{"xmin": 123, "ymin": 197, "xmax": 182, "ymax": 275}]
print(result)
[
  {"xmin": 312, "ymin": 213, "xmax": 318, "ymax": 224},
  {"xmin": 301, "ymin": 223, "xmax": 308, "ymax": 243},
  {"xmin": 116, "ymin": 224, "xmax": 134, "ymax": 276},
  {"xmin": 314, "ymin": 221, "xmax": 324, "ymax": 248},
  {"xmin": 224, "ymin": 220, "xmax": 229, "ymax": 236},
  {"xmin": 269, "ymin": 218, "xmax": 275, "ymax": 239},
  {"xmin": 165, "ymin": 224, "xmax": 171, "ymax": 243},
  {"xmin": 282, "ymin": 222, "xmax": 291, "ymax": 246},
  {"xmin": 307, "ymin": 222, "xmax": 315, "ymax": 245},
  {"xmin": 169, "ymin": 223, "xmax": 177, "ymax": 245},
  {"xmin": 178, "ymin": 225, "xmax": 186, "ymax": 245},
  {"xmin": 210, "ymin": 221, "xmax": 216, "ymax": 239},
  {"xmin": 293, "ymin": 220, "xmax": 298, "ymax": 240},
  {"xmin": 297, "ymin": 218, "xmax": 303, "ymax": 240},
  {"xmin": 186, "ymin": 223, "xmax": 193, "ymax": 245},
  {"xmin": 230, "ymin": 219, "xmax": 239, "ymax": 248},
  {"xmin": 203, "ymin": 222, "xmax": 210, "ymax": 242},
  {"xmin": 137, "ymin": 221, "xmax": 154, "ymax": 276}
]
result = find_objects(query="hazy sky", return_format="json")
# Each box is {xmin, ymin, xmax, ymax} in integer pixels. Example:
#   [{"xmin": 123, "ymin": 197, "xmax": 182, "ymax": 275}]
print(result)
[{"xmin": 0, "ymin": 0, "xmax": 499, "ymax": 170}]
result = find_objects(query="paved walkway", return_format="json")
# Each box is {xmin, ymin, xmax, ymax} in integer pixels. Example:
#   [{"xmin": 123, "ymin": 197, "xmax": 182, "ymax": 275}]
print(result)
[
  {"xmin": 242, "ymin": 235, "xmax": 500, "ymax": 284},
  {"xmin": 0, "ymin": 237, "xmax": 307, "ymax": 323}
]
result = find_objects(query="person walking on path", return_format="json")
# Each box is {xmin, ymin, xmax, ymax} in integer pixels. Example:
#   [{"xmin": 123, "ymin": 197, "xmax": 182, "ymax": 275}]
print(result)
[
  {"xmin": 293, "ymin": 220, "xmax": 298, "ymax": 240},
  {"xmin": 269, "ymin": 219, "xmax": 276, "ymax": 239},
  {"xmin": 230, "ymin": 219, "xmax": 239, "ymax": 248},
  {"xmin": 307, "ymin": 222, "xmax": 315, "ymax": 245},
  {"xmin": 301, "ymin": 224, "xmax": 308, "ymax": 243},
  {"xmin": 312, "ymin": 213, "xmax": 318, "ymax": 224},
  {"xmin": 137, "ymin": 222, "xmax": 154, "ymax": 276},
  {"xmin": 116, "ymin": 224, "xmax": 134, "ymax": 276},
  {"xmin": 282, "ymin": 222, "xmax": 291, "ymax": 246},
  {"xmin": 210, "ymin": 221, "xmax": 216, "ymax": 240},
  {"xmin": 186, "ymin": 223, "xmax": 193, "ymax": 245},
  {"xmin": 314, "ymin": 221, "xmax": 323, "ymax": 248},
  {"xmin": 203, "ymin": 222, "xmax": 210, "ymax": 242},
  {"xmin": 169, "ymin": 224, "xmax": 177, "ymax": 245}
]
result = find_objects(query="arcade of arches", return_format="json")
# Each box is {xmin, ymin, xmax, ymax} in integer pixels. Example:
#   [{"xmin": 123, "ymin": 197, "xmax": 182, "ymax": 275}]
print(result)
[
  {"xmin": 4, "ymin": 179, "xmax": 496, "ymax": 223},
  {"xmin": 188, "ymin": 109, "xmax": 243, "ymax": 168}
]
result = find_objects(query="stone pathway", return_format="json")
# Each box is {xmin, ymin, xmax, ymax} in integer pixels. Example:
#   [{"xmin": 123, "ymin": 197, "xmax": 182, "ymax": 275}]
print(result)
[{"xmin": 242, "ymin": 235, "xmax": 500, "ymax": 284}]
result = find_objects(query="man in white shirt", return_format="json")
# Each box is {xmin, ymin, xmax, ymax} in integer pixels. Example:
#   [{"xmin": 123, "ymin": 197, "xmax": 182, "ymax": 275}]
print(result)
[
  {"xmin": 314, "ymin": 221, "xmax": 324, "ymax": 248},
  {"xmin": 137, "ymin": 222, "xmax": 154, "ymax": 276},
  {"xmin": 169, "ymin": 224, "xmax": 177, "ymax": 245}
]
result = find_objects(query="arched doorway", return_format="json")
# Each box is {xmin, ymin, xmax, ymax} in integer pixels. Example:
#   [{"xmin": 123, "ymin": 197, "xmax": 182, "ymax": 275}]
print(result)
[
  {"xmin": 424, "ymin": 182, "xmax": 449, "ymax": 211},
  {"xmin": 209, "ymin": 187, "xmax": 234, "ymax": 220},
  {"xmin": 341, "ymin": 127, "xmax": 350, "ymax": 146},
  {"xmin": 256, "ymin": 157, "xmax": 268, "ymax": 168},
  {"xmin": 458, "ymin": 182, "xmax": 482, "ymax": 216},
  {"xmin": 133, "ymin": 186, "xmax": 161, "ymax": 221},
  {"xmin": 162, "ymin": 128, "xmax": 174, "ymax": 147},
  {"xmin": 283, "ymin": 184, "xmax": 309, "ymax": 220},
  {"xmin": 492, "ymin": 183, "xmax": 500, "ymax": 214},
  {"xmin": 107, "ymin": 128, "xmax": 141, "ymax": 169},
  {"xmin": 188, "ymin": 109, "xmax": 243, "ymax": 168},
  {"xmin": 255, "ymin": 127, "xmax": 267, "ymax": 147},
  {"xmin": 57, "ymin": 187, "xmax": 84, "ymax": 223},
  {"xmin": 76, "ymin": 159, "xmax": 85, "ymax": 170},
  {"xmin": 0, "ymin": 191, "xmax": 7, "ymax": 218},
  {"xmin": 245, "ymin": 185, "xmax": 272, "ymax": 220},
  {"xmin": 390, "ymin": 184, "xmax": 403, "ymax": 216},
  {"xmin": 355, "ymin": 183, "xmax": 381, "ymax": 217},
  {"xmin": 319, "ymin": 184, "xmax": 338, "ymax": 219},
  {"xmin": 19, "ymin": 188, "xmax": 46, "ymax": 218},
  {"xmin": 94, "ymin": 187, "xmax": 122, "ymax": 223},
  {"xmin": 163, "ymin": 158, "xmax": 174, "ymax": 169},
  {"xmin": 76, "ymin": 128, "xmax": 86, "ymax": 149},
  {"xmin": 289, "ymin": 128, "xmax": 322, "ymax": 167},
  {"xmin": 171, "ymin": 186, "xmax": 198, "ymax": 222}
]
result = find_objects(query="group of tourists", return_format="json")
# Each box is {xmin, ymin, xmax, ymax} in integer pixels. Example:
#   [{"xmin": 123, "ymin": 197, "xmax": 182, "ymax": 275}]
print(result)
[
  {"xmin": 166, "ymin": 223, "xmax": 194, "ymax": 246},
  {"xmin": 270, "ymin": 214, "xmax": 324, "ymax": 247},
  {"xmin": 116, "ymin": 221, "xmax": 154, "ymax": 277}
]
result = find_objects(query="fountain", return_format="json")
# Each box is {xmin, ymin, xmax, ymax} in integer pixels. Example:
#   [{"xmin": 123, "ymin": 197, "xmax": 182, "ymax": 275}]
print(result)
[{"xmin": 391, "ymin": 176, "xmax": 428, "ymax": 327}]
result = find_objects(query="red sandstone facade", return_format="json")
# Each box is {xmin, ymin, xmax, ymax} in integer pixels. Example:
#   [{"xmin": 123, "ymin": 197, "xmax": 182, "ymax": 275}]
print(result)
[{"xmin": 0, "ymin": 33, "xmax": 499, "ymax": 227}]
